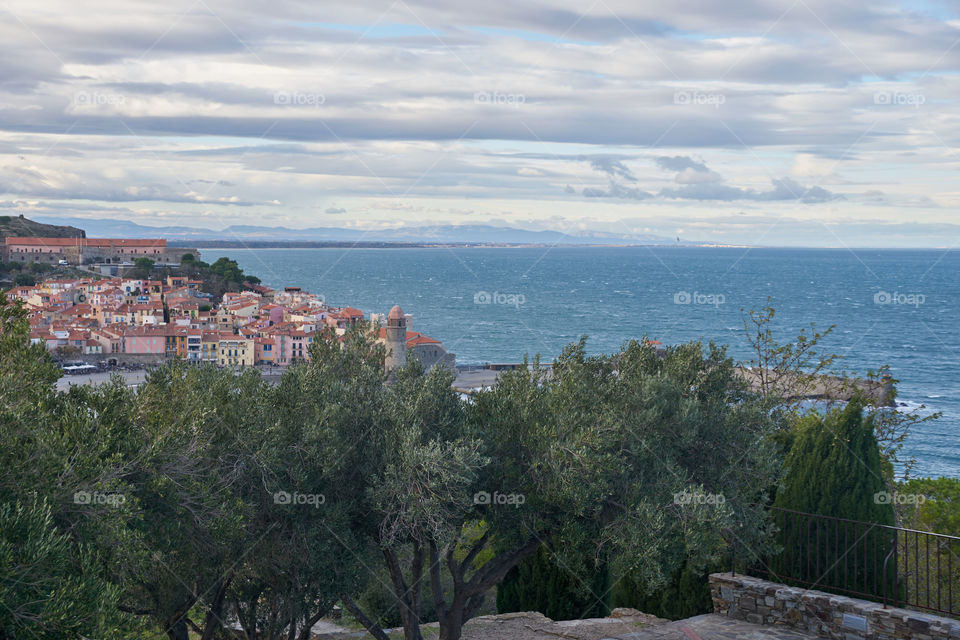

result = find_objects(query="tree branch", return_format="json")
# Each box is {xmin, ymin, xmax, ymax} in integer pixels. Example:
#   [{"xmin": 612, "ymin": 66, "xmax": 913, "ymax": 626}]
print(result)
[
  {"xmin": 296, "ymin": 607, "xmax": 329, "ymax": 640},
  {"xmin": 469, "ymin": 537, "xmax": 541, "ymax": 592},
  {"xmin": 458, "ymin": 530, "xmax": 491, "ymax": 581},
  {"xmin": 118, "ymin": 604, "xmax": 154, "ymax": 616}
]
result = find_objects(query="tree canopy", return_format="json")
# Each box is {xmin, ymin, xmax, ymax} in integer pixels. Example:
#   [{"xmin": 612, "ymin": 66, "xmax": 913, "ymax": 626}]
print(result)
[{"xmin": 1, "ymin": 295, "xmax": 919, "ymax": 640}]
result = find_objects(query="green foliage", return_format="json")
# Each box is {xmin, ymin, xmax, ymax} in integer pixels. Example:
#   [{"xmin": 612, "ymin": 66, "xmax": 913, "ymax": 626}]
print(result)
[
  {"xmin": 13, "ymin": 272, "xmax": 35, "ymax": 286},
  {"xmin": 772, "ymin": 402, "xmax": 895, "ymax": 598},
  {"xmin": 497, "ymin": 545, "xmax": 609, "ymax": 620},
  {"xmin": 0, "ymin": 297, "xmax": 795, "ymax": 640},
  {"xmin": 0, "ymin": 498, "xmax": 133, "ymax": 639},
  {"xmin": 176, "ymin": 256, "xmax": 259, "ymax": 301},
  {"xmin": 180, "ymin": 253, "xmax": 194, "ymax": 262},
  {"xmin": 610, "ymin": 557, "xmax": 715, "ymax": 620},
  {"xmin": 131, "ymin": 257, "xmax": 155, "ymax": 279},
  {"xmin": 896, "ymin": 477, "xmax": 960, "ymax": 612},
  {"xmin": 0, "ymin": 294, "xmax": 141, "ymax": 638},
  {"xmin": 348, "ymin": 336, "xmax": 784, "ymax": 640},
  {"xmin": 900, "ymin": 477, "xmax": 960, "ymax": 534},
  {"xmin": 775, "ymin": 402, "xmax": 892, "ymax": 521},
  {"xmin": 228, "ymin": 338, "xmax": 379, "ymax": 639},
  {"xmin": 209, "ymin": 256, "xmax": 243, "ymax": 280},
  {"xmin": 117, "ymin": 363, "xmax": 268, "ymax": 636}
]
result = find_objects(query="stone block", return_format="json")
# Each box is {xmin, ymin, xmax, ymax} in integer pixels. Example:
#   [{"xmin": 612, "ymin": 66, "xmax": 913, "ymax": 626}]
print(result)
[{"xmin": 908, "ymin": 616, "xmax": 932, "ymax": 632}]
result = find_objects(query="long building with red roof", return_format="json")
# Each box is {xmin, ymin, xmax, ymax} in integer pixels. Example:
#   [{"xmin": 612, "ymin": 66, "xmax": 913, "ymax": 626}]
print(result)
[{"xmin": 3, "ymin": 237, "xmax": 198, "ymax": 265}]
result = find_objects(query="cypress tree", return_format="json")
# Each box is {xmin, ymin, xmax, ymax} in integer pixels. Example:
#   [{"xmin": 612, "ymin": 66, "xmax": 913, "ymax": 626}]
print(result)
[
  {"xmin": 772, "ymin": 401, "xmax": 896, "ymax": 599},
  {"xmin": 497, "ymin": 545, "xmax": 609, "ymax": 620},
  {"xmin": 609, "ymin": 558, "xmax": 716, "ymax": 620}
]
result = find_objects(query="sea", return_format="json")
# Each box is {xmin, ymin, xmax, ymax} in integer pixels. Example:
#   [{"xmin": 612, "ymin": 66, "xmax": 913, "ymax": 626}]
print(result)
[{"xmin": 200, "ymin": 246, "xmax": 959, "ymax": 479}]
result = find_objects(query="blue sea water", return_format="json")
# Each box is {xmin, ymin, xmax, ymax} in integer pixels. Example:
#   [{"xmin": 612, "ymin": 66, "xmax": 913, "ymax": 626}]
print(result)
[{"xmin": 201, "ymin": 246, "xmax": 959, "ymax": 479}]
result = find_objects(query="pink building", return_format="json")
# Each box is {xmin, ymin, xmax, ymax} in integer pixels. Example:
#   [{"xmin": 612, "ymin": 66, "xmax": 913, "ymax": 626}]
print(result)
[
  {"xmin": 257, "ymin": 329, "xmax": 313, "ymax": 365},
  {"xmin": 259, "ymin": 304, "xmax": 285, "ymax": 326},
  {"xmin": 255, "ymin": 337, "xmax": 275, "ymax": 364},
  {"xmin": 123, "ymin": 327, "xmax": 168, "ymax": 354}
]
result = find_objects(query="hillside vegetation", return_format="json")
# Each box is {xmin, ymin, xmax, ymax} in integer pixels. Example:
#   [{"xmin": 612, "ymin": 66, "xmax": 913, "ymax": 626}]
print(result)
[{"xmin": 0, "ymin": 214, "xmax": 85, "ymax": 239}]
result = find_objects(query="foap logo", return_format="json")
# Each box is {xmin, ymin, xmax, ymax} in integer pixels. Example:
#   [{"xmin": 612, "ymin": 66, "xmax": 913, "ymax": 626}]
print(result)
[
  {"xmin": 273, "ymin": 490, "xmax": 325, "ymax": 508},
  {"xmin": 674, "ymin": 291, "xmax": 725, "ymax": 307},
  {"xmin": 673, "ymin": 491, "xmax": 725, "ymax": 506},
  {"xmin": 874, "ymin": 491, "xmax": 927, "ymax": 505},
  {"xmin": 474, "ymin": 91, "xmax": 526, "ymax": 108},
  {"xmin": 873, "ymin": 91, "xmax": 925, "ymax": 107},
  {"xmin": 474, "ymin": 291, "xmax": 526, "ymax": 309},
  {"xmin": 474, "ymin": 491, "xmax": 526, "ymax": 508},
  {"xmin": 674, "ymin": 90, "xmax": 725, "ymax": 108},
  {"xmin": 274, "ymin": 90, "xmax": 326, "ymax": 107},
  {"xmin": 74, "ymin": 490, "xmax": 126, "ymax": 507},
  {"xmin": 73, "ymin": 91, "xmax": 126, "ymax": 107},
  {"xmin": 874, "ymin": 290, "xmax": 925, "ymax": 307}
]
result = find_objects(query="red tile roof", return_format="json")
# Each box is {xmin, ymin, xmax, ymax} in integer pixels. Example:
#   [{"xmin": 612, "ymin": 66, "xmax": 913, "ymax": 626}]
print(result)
[{"xmin": 5, "ymin": 237, "xmax": 166, "ymax": 247}]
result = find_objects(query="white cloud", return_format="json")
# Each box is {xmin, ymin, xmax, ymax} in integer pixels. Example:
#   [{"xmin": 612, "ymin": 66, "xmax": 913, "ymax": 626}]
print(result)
[{"xmin": 0, "ymin": 0, "xmax": 955, "ymax": 245}]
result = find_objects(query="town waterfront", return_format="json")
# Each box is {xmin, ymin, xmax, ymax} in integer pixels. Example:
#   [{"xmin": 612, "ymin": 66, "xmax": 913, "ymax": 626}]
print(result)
[{"xmin": 201, "ymin": 245, "xmax": 960, "ymax": 478}]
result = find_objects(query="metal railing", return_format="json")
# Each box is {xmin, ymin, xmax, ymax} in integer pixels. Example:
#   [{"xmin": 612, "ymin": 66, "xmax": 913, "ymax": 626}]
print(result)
[{"xmin": 743, "ymin": 507, "xmax": 960, "ymax": 619}]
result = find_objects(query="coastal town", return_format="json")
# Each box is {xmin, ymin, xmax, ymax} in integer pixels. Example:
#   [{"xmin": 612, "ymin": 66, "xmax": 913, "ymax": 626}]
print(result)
[{"xmin": 4, "ymin": 235, "xmax": 455, "ymax": 375}]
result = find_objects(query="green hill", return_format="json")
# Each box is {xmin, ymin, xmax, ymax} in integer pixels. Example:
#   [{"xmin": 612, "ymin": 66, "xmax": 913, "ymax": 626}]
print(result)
[{"xmin": 0, "ymin": 214, "xmax": 85, "ymax": 239}]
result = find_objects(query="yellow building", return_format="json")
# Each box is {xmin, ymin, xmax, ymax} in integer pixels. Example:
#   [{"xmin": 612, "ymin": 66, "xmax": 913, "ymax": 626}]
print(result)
[
  {"xmin": 218, "ymin": 336, "xmax": 254, "ymax": 367},
  {"xmin": 201, "ymin": 331, "xmax": 221, "ymax": 364}
]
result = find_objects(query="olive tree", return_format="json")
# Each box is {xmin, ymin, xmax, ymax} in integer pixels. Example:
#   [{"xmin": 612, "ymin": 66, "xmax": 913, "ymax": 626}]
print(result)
[
  {"xmin": 0, "ymin": 293, "xmax": 138, "ymax": 638},
  {"xmin": 114, "ymin": 363, "xmax": 271, "ymax": 640},
  {"xmin": 345, "ymin": 335, "xmax": 784, "ymax": 640},
  {"xmin": 226, "ymin": 327, "xmax": 385, "ymax": 640}
]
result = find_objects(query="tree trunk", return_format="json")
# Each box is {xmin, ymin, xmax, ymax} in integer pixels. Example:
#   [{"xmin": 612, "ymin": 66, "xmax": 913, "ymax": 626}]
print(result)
[
  {"xmin": 435, "ymin": 536, "xmax": 541, "ymax": 640},
  {"xmin": 234, "ymin": 596, "xmax": 258, "ymax": 640},
  {"xmin": 407, "ymin": 543, "xmax": 425, "ymax": 640},
  {"xmin": 437, "ymin": 597, "xmax": 464, "ymax": 640},
  {"xmin": 384, "ymin": 547, "xmax": 424, "ymax": 640},
  {"xmin": 166, "ymin": 618, "xmax": 190, "ymax": 640},
  {"xmin": 200, "ymin": 572, "xmax": 233, "ymax": 640},
  {"xmin": 340, "ymin": 593, "xmax": 390, "ymax": 640}
]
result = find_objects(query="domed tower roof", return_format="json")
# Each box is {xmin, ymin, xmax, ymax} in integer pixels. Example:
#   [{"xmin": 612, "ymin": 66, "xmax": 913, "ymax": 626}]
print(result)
[{"xmin": 388, "ymin": 305, "xmax": 404, "ymax": 320}]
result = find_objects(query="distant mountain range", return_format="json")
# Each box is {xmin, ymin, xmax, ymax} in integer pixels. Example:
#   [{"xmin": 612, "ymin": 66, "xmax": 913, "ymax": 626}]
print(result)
[{"xmin": 32, "ymin": 216, "xmax": 693, "ymax": 246}]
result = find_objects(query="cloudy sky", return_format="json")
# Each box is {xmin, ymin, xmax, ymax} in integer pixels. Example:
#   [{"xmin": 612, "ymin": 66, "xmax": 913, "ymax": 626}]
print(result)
[{"xmin": 1, "ymin": 0, "xmax": 959, "ymax": 247}]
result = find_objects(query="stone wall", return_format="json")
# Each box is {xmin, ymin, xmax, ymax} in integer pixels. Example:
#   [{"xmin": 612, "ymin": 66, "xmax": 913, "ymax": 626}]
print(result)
[
  {"xmin": 710, "ymin": 572, "xmax": 960, "ymax": 640},
  {"xmin": 57, "ymin": 352, "xmax": 170, "ymax": 367}
]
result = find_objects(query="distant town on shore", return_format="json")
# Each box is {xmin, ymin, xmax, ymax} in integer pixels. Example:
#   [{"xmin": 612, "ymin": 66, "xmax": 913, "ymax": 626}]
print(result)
[{"xmin": 3, "ymin": 229, "xmax": 455, "ymax": 374}]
